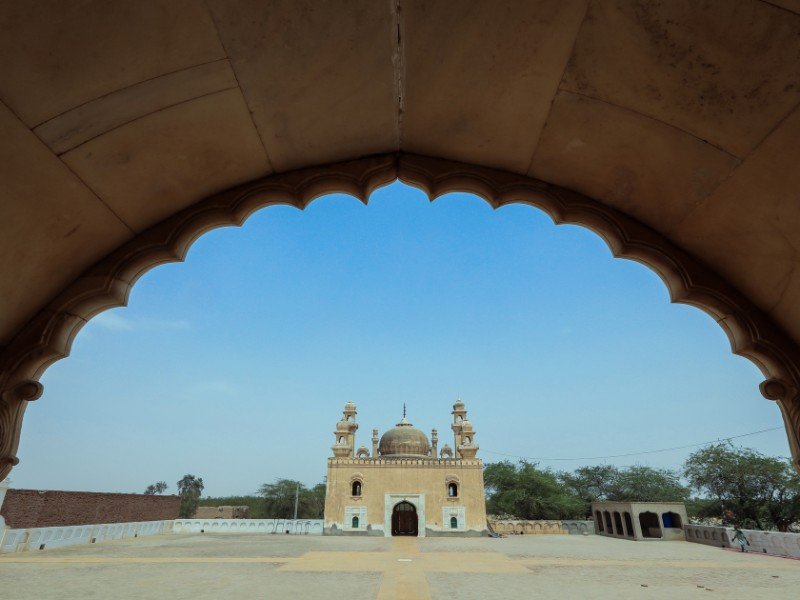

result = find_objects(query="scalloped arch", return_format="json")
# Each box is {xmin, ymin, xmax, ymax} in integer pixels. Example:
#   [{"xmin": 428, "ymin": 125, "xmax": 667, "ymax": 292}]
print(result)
[{"xmin": 1, "ymin": 153, "xmax": 798, "ymax": 478}]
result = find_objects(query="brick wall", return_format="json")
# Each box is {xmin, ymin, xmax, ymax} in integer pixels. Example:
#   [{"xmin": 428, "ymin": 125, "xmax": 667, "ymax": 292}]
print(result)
[{"xmin": 0, "ymin": 489, "xmax": 180, "ymax": 528}]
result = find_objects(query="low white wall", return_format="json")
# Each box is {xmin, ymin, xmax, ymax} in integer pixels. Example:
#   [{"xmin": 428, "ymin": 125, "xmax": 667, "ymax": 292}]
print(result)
[
  {"xmin": 0, "ymin": 520, "xmax": 173, "ymax": 554},
  {"xmin": 685, "ymin": 524, "xmax": 800, "ymax": 558},
  {"xmin": 488, "ymin": 520, "xmax": 594, "ymax": 535},
  {"xmin": 173, "ymin": 518, "xmax": 324, "ymax": 535}
]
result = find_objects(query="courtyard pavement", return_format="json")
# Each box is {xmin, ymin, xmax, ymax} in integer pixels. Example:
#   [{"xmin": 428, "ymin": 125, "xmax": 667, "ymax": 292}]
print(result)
[{"xmin": 0, "ymin": 533, "xmax": 798, "ymax": 599}]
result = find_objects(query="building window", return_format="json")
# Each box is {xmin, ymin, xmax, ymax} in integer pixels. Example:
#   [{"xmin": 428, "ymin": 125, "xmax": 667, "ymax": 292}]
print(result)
[
  {"xmin": 595, "ymin": 510, "xmax": 604, "ymax": 533},
  {"xmin": 448, "ymin": 482, "xmax": 458, "ymax": 497},
  {"xmin": 450, "ymin": 516, "xmax": 458, "ymax": 529},
  {"xmin": 352, "ymin": 480, "xmax": 362, "ymax": 496},
  {"xmin": 352, "ymin": 515, "xmax": 359, "ymax": 529}
]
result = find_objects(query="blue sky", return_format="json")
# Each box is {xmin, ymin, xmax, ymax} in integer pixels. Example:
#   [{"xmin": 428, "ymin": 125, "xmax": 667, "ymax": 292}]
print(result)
[{"xmin": 12, "ymin": 182, "xmax": 789, "ymax": 497}]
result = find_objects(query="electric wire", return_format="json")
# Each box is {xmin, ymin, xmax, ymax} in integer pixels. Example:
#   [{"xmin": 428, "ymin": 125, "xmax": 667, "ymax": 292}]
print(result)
[{"xmin": 482, "ymin": 425, "xmax": 784, "ymax": 462}]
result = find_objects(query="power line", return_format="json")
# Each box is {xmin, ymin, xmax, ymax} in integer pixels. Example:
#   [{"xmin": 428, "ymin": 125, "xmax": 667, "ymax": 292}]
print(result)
[{"xmin": 482, "ymin": 426, "xmax": 784, "ymax": 462}]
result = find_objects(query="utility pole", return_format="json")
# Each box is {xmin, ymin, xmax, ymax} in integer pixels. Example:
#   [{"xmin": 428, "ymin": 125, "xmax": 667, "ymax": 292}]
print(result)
[{"xmin": 293, "ymin": 483, "xmax": 299, "ymax": 520}]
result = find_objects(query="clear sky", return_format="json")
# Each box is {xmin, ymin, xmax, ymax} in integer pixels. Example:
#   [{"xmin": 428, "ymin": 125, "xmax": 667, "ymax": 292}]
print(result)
[{"xmin": 12, "ymin": 183, "xmax": 790, "ymax": 497}]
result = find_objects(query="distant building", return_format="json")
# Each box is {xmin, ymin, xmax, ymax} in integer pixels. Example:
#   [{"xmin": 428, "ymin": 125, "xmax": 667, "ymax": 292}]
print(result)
[
  {"xmin": 324, "ymin": 400, "xmax": 487, "ymax": 536},
  {"xmin": 592, "ymin": 501, "xmax": 687, "ymax": 541},
  {"xmin": 194, "ymin": 505, "xmax": 249, "ymax": 519}
]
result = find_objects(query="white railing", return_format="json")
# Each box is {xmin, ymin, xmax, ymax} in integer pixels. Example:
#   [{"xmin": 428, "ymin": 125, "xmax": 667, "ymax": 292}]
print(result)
[
  {"xmin": 685, "ymin": 524, "xmax": 800, "ymax": 558},
  {"xmin": 0, "ymin": 520, "xmax": 173, "ymax": 554},
  {"xmin": 172, "ymin": 518, "xmax": 323, "ymax": 534}
]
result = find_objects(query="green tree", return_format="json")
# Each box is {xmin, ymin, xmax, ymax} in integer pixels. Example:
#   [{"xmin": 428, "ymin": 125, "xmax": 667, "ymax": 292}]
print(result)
[
  {"xmin": 257, "ymin": 479, "xmax": 327, "ymax": 519},
  {"xmin": 143, "ymin": 481, "xmax": 168, "ymax": 495},
  {"xmin": 259, "ymin": 479, "xmax": 303, "ymax": 518},
  {"xmin": 684, "ymin": 444, "xmax": 800, "ymax": 531},
  {"xmin": 484, "ymin": 461, "xmax": 584, "ymax": 520},
  {"xmin": 607, "ymin": 466, "xmax": 688, "ymax": 503},
  {"xmin": 559, "ymin": 465, "xmax": 687, "ymax": 517},
  {"xmin": 558, "ymin": 465, "xmax": 619, "ymax": 516},
  {"xmin": 199, "ymin": 481, "xmax": 327, "ymax": 519},
  {"xmin": 305, "ymin": 483, "xmax": 327, "ymax": 519},
  {"xmin": 177, "ymin": 474, "xmax": 204, "ymax": 518}
]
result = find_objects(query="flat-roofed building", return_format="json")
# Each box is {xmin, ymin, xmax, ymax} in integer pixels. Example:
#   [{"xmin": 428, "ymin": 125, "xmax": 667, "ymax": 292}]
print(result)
[{"xmin": 592, "ymin": 501, "xmax": 687, "ymax": 541}]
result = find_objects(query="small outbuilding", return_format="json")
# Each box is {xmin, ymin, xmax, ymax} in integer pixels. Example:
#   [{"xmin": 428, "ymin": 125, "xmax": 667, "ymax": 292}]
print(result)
[{"xmin": 591, "ymin": 501, "xmax": 687, "ymax": 541}]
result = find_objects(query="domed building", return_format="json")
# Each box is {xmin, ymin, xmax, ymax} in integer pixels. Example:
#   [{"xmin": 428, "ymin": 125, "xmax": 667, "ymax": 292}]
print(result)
[{"xmin": 323, "ymin": 401, "xmax": 487, "ymax": 537}]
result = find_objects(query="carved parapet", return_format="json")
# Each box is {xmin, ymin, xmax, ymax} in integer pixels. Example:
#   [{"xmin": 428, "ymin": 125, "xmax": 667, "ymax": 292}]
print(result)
[
  {"xmin": 458, "ymin": 443, "xmax": 479, "ymax": 460},
  {"xmin": 0, "ymin": 381, "xmax": 43, "ymax": 481},
  {"xmin": 332, "ymin": 442, "xmax": 351, "ymax": 458}
]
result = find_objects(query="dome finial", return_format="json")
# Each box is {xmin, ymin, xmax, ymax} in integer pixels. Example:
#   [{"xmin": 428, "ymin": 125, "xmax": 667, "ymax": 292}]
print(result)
[{"xmin": 403, "ymin": 402, "xmax": 406, "ymax": 419}]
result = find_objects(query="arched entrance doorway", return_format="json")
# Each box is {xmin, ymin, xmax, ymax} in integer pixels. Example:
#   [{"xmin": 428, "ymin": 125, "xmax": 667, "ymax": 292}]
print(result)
[{"xmin": 391, "ymin": 501, "xmax": 418, "ymax": 536}]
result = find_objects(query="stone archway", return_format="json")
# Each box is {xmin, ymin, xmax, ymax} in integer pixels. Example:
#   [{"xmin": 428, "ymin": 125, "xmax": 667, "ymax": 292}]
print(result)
[{"xmin": 0, "ymin": 154, "xmax": 799, "ymax": 479}]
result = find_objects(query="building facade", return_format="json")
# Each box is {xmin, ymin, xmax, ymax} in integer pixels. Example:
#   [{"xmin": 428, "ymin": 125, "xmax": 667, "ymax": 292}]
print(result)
[
  {"xmin": 323, "ymin": 401, "xmax": 487, "ymax": 537},
  {"xmin": 591, "ymin": 501, "xmax": 687, "ymax": 541}
]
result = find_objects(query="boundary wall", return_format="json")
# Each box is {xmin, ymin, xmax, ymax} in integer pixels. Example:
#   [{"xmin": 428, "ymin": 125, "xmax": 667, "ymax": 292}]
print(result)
[
  {"xmin": 0, "ymin": 518, "xmax": 324, "ymax": 553},
  {"xmin": 0, "ymin": 488, "xmax": 180, "ymax": 528},
  {"xmin": 173, "ymin": 519, "xmax": 323, "ymax": 535},
  {"xmin": 489, "ymin": 519, "xmax": 593, "ymax": 535},
  {"xmin": 0, "ymin": 520, "xmax": 172, "ymax": 553},
  {"xmin": 685, "ymin": 524, "xmax": 800, "ymax": 558}
]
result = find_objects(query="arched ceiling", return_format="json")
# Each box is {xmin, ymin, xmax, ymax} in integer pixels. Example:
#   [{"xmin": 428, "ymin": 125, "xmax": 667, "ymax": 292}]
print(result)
[{"xmin": 2, "ymin": 0, "xmax": 800, "ymax": 351}]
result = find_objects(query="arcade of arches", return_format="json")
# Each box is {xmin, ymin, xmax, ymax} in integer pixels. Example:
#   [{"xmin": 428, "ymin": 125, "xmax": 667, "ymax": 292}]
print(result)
[{"xmin": 2, "ymin": 1, "xmax": 800, "ymax": 480}]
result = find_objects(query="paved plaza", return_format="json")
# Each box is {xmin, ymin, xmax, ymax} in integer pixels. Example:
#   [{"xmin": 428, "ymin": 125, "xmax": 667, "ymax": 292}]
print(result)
[{"xmin": 1, "ymin": 533, "xmax": 798, "ymax": 599}]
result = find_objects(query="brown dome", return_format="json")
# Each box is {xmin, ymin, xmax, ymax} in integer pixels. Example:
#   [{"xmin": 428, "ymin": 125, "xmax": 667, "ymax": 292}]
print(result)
[{"xmin": 378, "ymin": 418, "xmax": 430, "ymax": 457}]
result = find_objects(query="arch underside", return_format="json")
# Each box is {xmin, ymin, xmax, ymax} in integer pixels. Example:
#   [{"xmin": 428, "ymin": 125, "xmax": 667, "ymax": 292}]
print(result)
[
  {"xmin": 0, "ymin": 153, "xmax": 799, "ymax": 479},
  {"xmin": 4, "ymin": 1, "xmax": 800, "ymax": 479}
]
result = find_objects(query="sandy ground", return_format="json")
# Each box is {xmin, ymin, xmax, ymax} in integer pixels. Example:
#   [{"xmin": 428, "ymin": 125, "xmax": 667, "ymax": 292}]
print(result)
[{"xmin": 0, "ymin": 532, "xmax": 797, "ymax": 599}]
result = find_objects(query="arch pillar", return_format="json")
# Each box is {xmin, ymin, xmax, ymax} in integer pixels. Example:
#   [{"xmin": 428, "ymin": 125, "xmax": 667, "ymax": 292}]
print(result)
[
  {"xmin": 760, "ymin": 378, "xmax": 800, "ymax": 467},
  {"xmin": 0, "ymin": 380, "xmax": 43, "ymax": 479}
]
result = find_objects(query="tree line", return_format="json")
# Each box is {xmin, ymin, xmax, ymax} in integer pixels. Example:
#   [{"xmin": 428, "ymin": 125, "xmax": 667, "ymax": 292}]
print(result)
[
  {"xmin": 486, "ymin": 444, "xmax": 800, "ymax": 531},
  {"xmin": 144, "ymin": 476, "xmax": 326, "ymax": 519},
  {"xmin": 198, "ymin": 480, "xmax": 327, "ymax": 519},
  {"xmin": 146, "ymin": 444, "xmax": 800, "ymax": 531}
]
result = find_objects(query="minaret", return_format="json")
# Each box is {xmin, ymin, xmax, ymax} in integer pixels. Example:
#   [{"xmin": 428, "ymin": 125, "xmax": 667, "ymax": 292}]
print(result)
[
  {"xmin": 343, "ymin": 401, "xmax": 358, "ymax": 458},
  {"xmin": 451, "ymin": 399, "xmax": 467, "ymax": 458},
  {"xmin": 458, "ymin": 420, "xmax": 479, "ymax": 459},
  {"xmin": 371, "ymin": 428, "xmax": 379, "ymax": 457},
  {"xmin": 332, "ymin": 417, "xmax": 351, "ymax": 458},
  {"xmin": 431, "ymin": 429, "xmax": 438, "ymax": 457}
]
